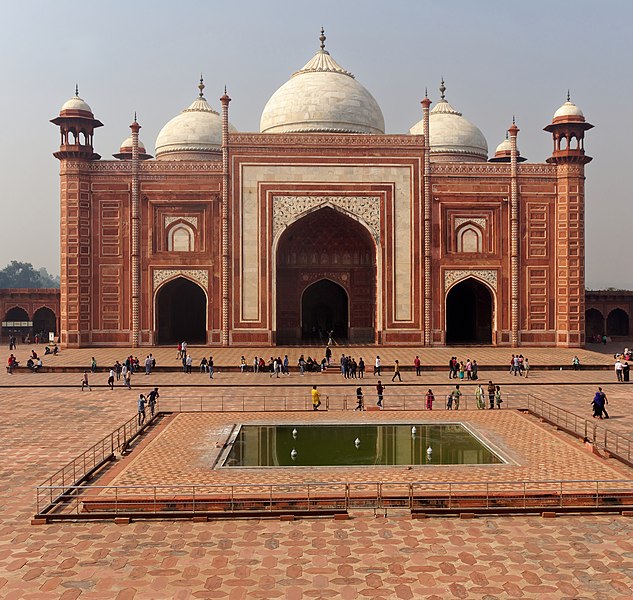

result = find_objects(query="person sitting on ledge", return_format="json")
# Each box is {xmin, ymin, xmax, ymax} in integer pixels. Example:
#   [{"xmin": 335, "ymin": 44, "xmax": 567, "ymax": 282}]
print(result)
[{"xmin": 44, "ymin": 346, "xmax": 52, "ymax": 355}]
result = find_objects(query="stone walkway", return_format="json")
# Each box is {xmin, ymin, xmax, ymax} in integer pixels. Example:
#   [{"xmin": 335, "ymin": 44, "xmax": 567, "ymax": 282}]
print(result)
[{"xmin": 2, "ymin": 348, "xmax": 633, "ymax": 598}]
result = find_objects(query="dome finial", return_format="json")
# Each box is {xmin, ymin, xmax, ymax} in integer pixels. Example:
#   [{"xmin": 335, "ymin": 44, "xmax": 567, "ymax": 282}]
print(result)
[
  {"xmin": 439, "ymin": 78, "xmax": 446, "ymax": 100},
  {"xmin": 198, "ymin": 75, "xmax": 205, "ymax": 98},
  {"xmin": 512, "ymin": 115, "xmax": 516, "ymax": 125},
  {"xmin": 134, "ymin": 111, "xmax": 137, "ymax": 122},
  {"xmin": 567, "ymin": 89, "xmax": 571, "ymax": 102},
  {"xmin": 319, "ymin": 27, "xmax": 326, "ymax": 51},
  {"xmin": 75, "ymin": 84, "xmax": 79, "ymax": 97},
  {"xmin": 424, "ymin": 87, "xmax": 428, "ymax": 98}
]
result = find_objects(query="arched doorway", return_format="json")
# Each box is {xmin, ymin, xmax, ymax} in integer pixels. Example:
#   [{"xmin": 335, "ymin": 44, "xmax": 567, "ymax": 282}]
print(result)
[
  {"xmin": 33, "ymin": 307, "xmax": 57, "ymax": 339},
  {"xmin": 2, "ymin": 306, "xmax": 31, "ymax": 342},
  {"xmin": 607, "ymin": 308, "xmax": 629, "ymax": 337},
  {"xmin": 446, "ymin": 278, "xmax": 493, "ymax": 344},
  {"xmin": 585, "ymin": 308, "xmax": 604, "ymax": 340},
  {"xmin": 156, "ymin": 278, "xmax": 207, "ymax": 344},
  {"xmin": 276, "ymin": 207, "xmax": 376, "ymax": 344},
  {"xmin": 301, "ymin": 279, "xmax": 348, "ymax": 340}
]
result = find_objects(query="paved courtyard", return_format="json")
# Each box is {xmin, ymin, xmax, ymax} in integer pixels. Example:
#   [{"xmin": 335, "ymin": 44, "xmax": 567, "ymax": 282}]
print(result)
[{"xmin": 1, "ymin": 345, "xmax": 633, "ymax": 598}]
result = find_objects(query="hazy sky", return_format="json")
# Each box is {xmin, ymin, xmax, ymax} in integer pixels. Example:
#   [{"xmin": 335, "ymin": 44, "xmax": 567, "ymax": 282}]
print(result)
[{"xmin": 1, "ymin": 0, "xmax": 630, "ymax": 289}]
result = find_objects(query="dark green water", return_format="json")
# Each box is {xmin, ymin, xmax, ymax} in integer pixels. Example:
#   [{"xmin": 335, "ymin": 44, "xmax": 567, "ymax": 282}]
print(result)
[{"xmin": 223, "ymin": 424, "xmax": 502, "ymax": 467}]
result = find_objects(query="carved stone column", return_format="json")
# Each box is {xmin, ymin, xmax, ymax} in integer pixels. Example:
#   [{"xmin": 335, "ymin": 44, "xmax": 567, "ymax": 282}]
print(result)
[
  {"xmin": 220, "ymin": 91, "xmax": 231, "ymax": 346},
  {"xmin": 130, "ymin": 116, "xmax": 141, "ymax": 347},
  {"xmin": 509, "ymin": 120, "xmax": 519, "ymax": 347}
]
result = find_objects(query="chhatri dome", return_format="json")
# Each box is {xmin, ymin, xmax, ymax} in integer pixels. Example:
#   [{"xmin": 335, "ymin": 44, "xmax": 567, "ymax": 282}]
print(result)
[
  {"xmin": 58, "ymin": 85, "xmax": 94, "ymax": 116},
  {"xmin": 553, "ymin": 91, "xmax": 585, "ymax": 120},
  {"xmin": 410, "ymin": 80, "xmax": 488, "ymax": 162},
  {"xmin": 260, "ymin": 29, "xmax": 385, "ymax": 134},
  {"xmin": 155, "ymin": 77, "xmax": 237, "ymax": 160}
]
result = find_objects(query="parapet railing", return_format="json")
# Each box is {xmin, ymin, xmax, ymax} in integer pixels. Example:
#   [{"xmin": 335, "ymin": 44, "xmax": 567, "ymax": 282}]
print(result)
[
  {"xmin": 156, "ymin": 392, "xmax": 530, "ymax": 413},
  {"xmin": 35, "ymin": 479, "xmax": 633, "ymax": 520},
  {"xmin": 524, "ymin": 396, "xmax": 633, "ymax": 466},
  {"xmin": 35, "ymin": 412, "xmax": 158, "ymax": 516}
]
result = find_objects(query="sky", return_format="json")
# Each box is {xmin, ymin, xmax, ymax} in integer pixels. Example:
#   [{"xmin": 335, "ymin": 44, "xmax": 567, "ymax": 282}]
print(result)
[{"xmin": 0, "ymin": 0, "xmax": 630, "ymax": 289}]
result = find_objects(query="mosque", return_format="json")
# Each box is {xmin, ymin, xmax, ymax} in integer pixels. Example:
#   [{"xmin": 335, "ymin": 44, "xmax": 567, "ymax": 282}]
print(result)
[{"xmin": 50, "ymin": 30, "xmax": 593, "ymax": 348}]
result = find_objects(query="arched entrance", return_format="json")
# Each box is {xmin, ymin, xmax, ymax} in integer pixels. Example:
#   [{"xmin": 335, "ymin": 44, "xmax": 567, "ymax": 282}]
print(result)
[
  {"xmin": 607, "ymin": 308, "xmax": 629, "ymax": 337},
  {"xmin": 2, "ymin": 306, "xmax": 31, "ymax": 341},
  {"xmin": 33, "ymin": 307, "xmax": 57, "ymax": 338},
  {"xmin": 156, "ymin": 277, "xmax": 207, "ymax": 344},
  {"xmin": 446, "ymin": 278, "xmax": 493, "ymax": 344},
  {"xmin": 276, "ymin": 207, "xmax": 376, "ymax": 344},
  {"xmin": 301, "ymin": 279, "xmax": 348, "ymax": 340},
  {"xmin": 585, "ymin": 308, "xmax": 604, "ymax": 340}
]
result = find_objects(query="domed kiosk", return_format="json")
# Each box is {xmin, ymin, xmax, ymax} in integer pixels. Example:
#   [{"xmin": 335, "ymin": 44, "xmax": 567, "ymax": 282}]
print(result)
[
  {"xmin": 260, "ymin": 29, "xmax": 385, "ymax": 134},
  {"xmin": 155, "ymin": 78, "xmax": 237, "ymax": 160},
  {"xmin": 410, "ymin": 80, "xmax": 487, "ymax": 161}
]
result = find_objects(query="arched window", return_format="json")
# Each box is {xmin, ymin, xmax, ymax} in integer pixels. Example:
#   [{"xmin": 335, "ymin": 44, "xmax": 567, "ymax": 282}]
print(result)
[
  {"xmin": 456, "ymin": 224, "xmax": 483, "ymax": 253},
  {"xmin": 168, "ymin": 223, "xmax": 194, "ymax": 252}
]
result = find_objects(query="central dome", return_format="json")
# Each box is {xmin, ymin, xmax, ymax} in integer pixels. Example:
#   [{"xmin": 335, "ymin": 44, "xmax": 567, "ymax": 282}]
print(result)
[{"xmin": 260, "ymin": 30, "xmax": 385, "ymax": 135}]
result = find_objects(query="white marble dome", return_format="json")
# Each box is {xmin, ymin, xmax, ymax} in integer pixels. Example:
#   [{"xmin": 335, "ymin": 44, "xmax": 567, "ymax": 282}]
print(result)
[
  {"xmin": 155, "ymin": 80, "xmax": 237, "ymax": 160},
  {"xmin": 60, "ymin": 88, "xmax": 93, "ymax": 115},
  {"xmin": 554, "ymin": 99, "xmax": 584, "ymax": 119},
  {"xmin": 410, "ymin": 83, "xmax": 488, "ymax": 161},
  {"xmin": 260, "ymin": 33, "xmax": 385, "ymax": 134},
  {"xmin": 119, "ymin": 135, "xmax": 147, "ymax": 153}
]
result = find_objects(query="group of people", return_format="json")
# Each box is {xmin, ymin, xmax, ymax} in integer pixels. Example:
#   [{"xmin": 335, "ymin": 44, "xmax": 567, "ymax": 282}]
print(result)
[
  {"xmin": 591, "ymin": 387, "xmax": 609, "ymax": 419},
  {"xmin": 509, "ymin": 354, "xmax": 530, "ymax": 377},
  {"xmin": 137, "ymin": 387, "xmax": 160, "ymax": 425},
  {"xmin": 447, "ymin": 357, "xmax": 480, "ymax": 380},
  {"xmin": 614, "ymin": 358, "xmax": 631, "ymax": 382}
]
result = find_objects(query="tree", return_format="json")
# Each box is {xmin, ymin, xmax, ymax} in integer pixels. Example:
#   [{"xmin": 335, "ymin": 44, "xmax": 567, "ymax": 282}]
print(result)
[{"xmin": 0, "ymin": 262, "xmax": 60, "ymax": 289}]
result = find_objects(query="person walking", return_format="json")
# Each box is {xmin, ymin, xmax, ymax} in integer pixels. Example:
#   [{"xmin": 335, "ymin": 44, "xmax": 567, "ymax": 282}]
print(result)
[
  {"xmin": 374, "ymin": 356, "xmax": 381, "ymax": 376},
  {"xmin": 414, "ymin": 355, "xmax": 421, "ymax": 376},
  {"xmin": 391, "ymin": 360, "xmax": 402, "ymax": 382},
  {"xmin": 591, "ymin": 390, "xmax": 604, "ymax": 419},
  {"xmin": 208, "ymin": 356, "xmax": 214, "ymax": 379},
  {"xmin": 107, "ymin": 368, "xmax": 115, "ymax": 390},
  {"xmin": 597, "ymin": 387, "xmax": 609, "ymax": 418},
  {"xmin": 124, "ymin": 368, "xmax": 132, "ymax": 390},
  {"xmin": 354, "ymin": 387, "xmax": 364, "ymax": 411},
  {"xmin": 137, "ymin": 394, "xmax": 146, "ymax": 426},
  {"xmin": 147, "ymin": 387, "xmax": 159, "ymax": 418},
  {"xmin": 81, "ymin": 371, "xmax": 92, "ymax": 391},
  {"xmin": 475, "ymin": 384, "xmax": 485, "ymax": 409},
  {"xmin": 376, "ymin": 380, "xmax": 385, "ymax": 409},
  {"xmin": 425, "ymin": 389, "xmax": 434, "ymax": 410},
  {"xmin": 311, "ymin": 385, "xmax": 321, "ymax": 411},
  {"xmin": 487, "ymin": 380, "xmax": 496, "ymax": 409}
]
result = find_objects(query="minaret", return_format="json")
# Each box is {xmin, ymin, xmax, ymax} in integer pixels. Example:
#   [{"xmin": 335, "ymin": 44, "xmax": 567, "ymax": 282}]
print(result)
[
  {"xmin": 421, "ymin": 89, "xmax": 432, "ymax": 346},
  {"xmin": 220, "ymin": 86, "xmax": 231, "ymax": 346},
  {"xmin": 50, "ymin": 87, "xmax": 103, "ymax": 347},
  {"xmin": 544, "ymin": 93, "xmax": 593, "ymax": 346}
]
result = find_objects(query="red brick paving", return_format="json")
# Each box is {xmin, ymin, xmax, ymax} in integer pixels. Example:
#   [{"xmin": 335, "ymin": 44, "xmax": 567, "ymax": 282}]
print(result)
[{"xmin": 1, "ymin": 346, "xmax": 633, "ymax": 597}]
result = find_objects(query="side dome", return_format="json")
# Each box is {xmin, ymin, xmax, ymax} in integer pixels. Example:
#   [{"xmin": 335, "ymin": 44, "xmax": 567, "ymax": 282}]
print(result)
[
  {"xmin": 260, "ymin": 30, "xmax": 385, "ymax": 134},
  {"xmin": 155, "ymin": 78, "xmax": 237, "ymax": 160},
  {"xmin": 552, "ymin": 93, "xmax": 585, "ymax": 122},
  {"xmin": 113, "ymin": 135, "xmax": 153, "ymax": 160},
  {"xmin": 488, "ymin": 132, "xmax": 526, "ymax": 163},
  {"xmin": 410, "ymin": 81, "xmax": 488, "ymax": 162},
  {"xmin": 58, "ymin": 86, "xmax": 95, "ymax": 117}
]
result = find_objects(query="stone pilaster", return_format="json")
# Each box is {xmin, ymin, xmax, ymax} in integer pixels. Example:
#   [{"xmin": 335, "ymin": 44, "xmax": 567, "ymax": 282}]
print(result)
[
  {"xmin": 509, "ymin": 121, "xmax": 519, "ymax": 347},
  {"xmin": 220, "ymin": 91, "xmax": 231, "ymax": 346},
  {"xmin": 421, "ymin": 94, "xmax": 432, "ymax": 346},
  {"xmin": 130, "ymin": 118, "xmax": 141, "ymax": 347}
]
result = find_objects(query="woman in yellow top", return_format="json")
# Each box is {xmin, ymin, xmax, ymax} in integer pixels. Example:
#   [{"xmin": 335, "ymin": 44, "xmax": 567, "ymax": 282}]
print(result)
[{"xmin": 311, "ymin": 385, "xmax": 321, "ymax": 410}]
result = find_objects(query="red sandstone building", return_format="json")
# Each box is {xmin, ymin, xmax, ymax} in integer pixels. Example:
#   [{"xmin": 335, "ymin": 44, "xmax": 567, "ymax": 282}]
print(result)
[{"xmin": 49, "ymin": 32, "xmax": 594, "ymax": 348}]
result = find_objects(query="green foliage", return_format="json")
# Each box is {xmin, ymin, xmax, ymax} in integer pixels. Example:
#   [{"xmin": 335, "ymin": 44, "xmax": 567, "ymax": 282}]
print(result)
[{"xmin": 0, "ymin": 261, "xmax": 60, "ymax": 289}]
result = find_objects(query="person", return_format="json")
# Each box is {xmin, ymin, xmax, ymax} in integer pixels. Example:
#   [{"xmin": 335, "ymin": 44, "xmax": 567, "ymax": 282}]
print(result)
[
  {"xmin": 253, "ymin": 356, "xmax": 259, "ymax": 373},
  {"xmin": 53, "ymin": 344, "xmax": 59, "ymax": 355},
  {"xmin": 524, "ymin": 358, "xmax": 530, "ymax": 379},
  {"xmin": 185, "ymin": 354, "xmax": 193, "ymax": 374},
  {"xmin": 108, "ymin": 368, "xmax": 115, "ymax": 390},
  {"xmin": 602, "ymin": 334, "xmax": 607, "ymax": 345},
  {"xmin": 376, "ymin": 380, "xmax": 385, "ymax": 409},
  {"xmin": 446, "ymin": 391, "xmax": 453, "ymax": 410},
  {"xmin": 374, "ymin": 356, "xmax": 381, "ymax": 376},
  {"xmin": 137, "ymin": 394, "xmax": 147, "ymax": 426},
  {"xmin": 624, "ymin": 362, "xmax": 630, "ymax": 383},
  {"xmin": 425, "ymin": 389, "xmax": 434, "ymax": 410},
  {"xmin": 487, "ymin": 380, "xmax": 496, "ymax": 409},
  {"xmin": 124, "ymin": 367, "xmax": 132, "ymax": 389},
  {"xmin": 471, "ymin": 359, "xmax": 479, "ymax": 381},
  {"xmin": 391, "ymin": 360, "xmax": 402, "ymax": 382},
  {"xmin": 325, "ymin": 346, "xmax": 332, "ymax": 365},
  {"xmin": 414, "ymin": 355, "xmax": 421, "ymax": 376},
  {"xmin": 81, "ymin": 371, "xmax": 92, "ymax": 391},
  {"xmin": 147, "ymin": 387, "xmax": 159, "ymax": 418},
  {"xmin": 597, "ymin": 387, "xmax": 609, "ymax": 419},
  {"xmin": 615, "ymin": 359, "xmax": 624, "ymax": 382},
  {"xmin": 572, "ymin": 355, "xmax": 580, "ymax": 371},
  {"xmin": 358, "ymin": 357, "xmax": 365, "ymax": 379},
  {"xmin": 145, "ymin": 355, "xmax": 152, "ymax": 375},
  {"xmin": 44, "ymin": 345, "xmax": 52, "ymax": 355},
  {"xmin": 208, "ymin": 356, "xmax": 214, "ymax": 379},
  {"xmin": 200, "ymin": 356, "xmax": 208, "ymax": 373},
  {"xmin": 465, "ymin": 359, "xmax": 472, "ymax": 380},
  {"xmin": 27, "ymin": 358, "xmax": 35, "ymax": 371},
  {"xmin": 283, "ymin": 355, "xmax": 290, "ymax": 376},
  {"xmin": 327, "ymin": 330, "xmax": 334, "ymax": 346},
  {"xmin": 115, "ymin": 360, "xmax": 122, "ymax": 380},
  {"xmin": 34, "ymin": 357, "xmax": 42, "ymax": 372},
  {"xmin": 311, "ymin": 385, "xmax": 321, "ymax": 411},
  {"xmin": 591, "ymin": 390, "xmax": 604, "ymax": 419},
  {"xmin": 7, "ymin": 354, "xmax": 17, "ymax": 374},
  {"xmin": 298, "ymin": 355, "xmax": 305, "ymax": 376},
  {"xmin": 494, "ymin": 385, "xmax": 503, "ymax": 409},
  {"xmin": 240, "ymin": 356, "xmax": 247, "ymax": 373},
  {"xmin": 91, "ymin": 357, "xmax": 97, "ymax": 373},
  {"xmin": 177, "ymin": 342, "xmax": 182, "ymax": 359},
  {"xmin": 271, "ymin": 357, "xmax": 279, "ymax": 378},
  {"xmin": 354, "ymin": 387, "xmax": 364, "ymax": 411},
  {"xmin": 475, "ymin": 384, "xmax": 485, "ymax": 409},
  {"xmin": 452, "ymin": 384, "xmax": 462, "ymax": 410}
]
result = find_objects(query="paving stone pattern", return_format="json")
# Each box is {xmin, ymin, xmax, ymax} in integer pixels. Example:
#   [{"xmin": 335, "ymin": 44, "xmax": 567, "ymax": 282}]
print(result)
[{"xmin": 1, "ymin": 345, "xmax": 633, "ymax": 598}]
